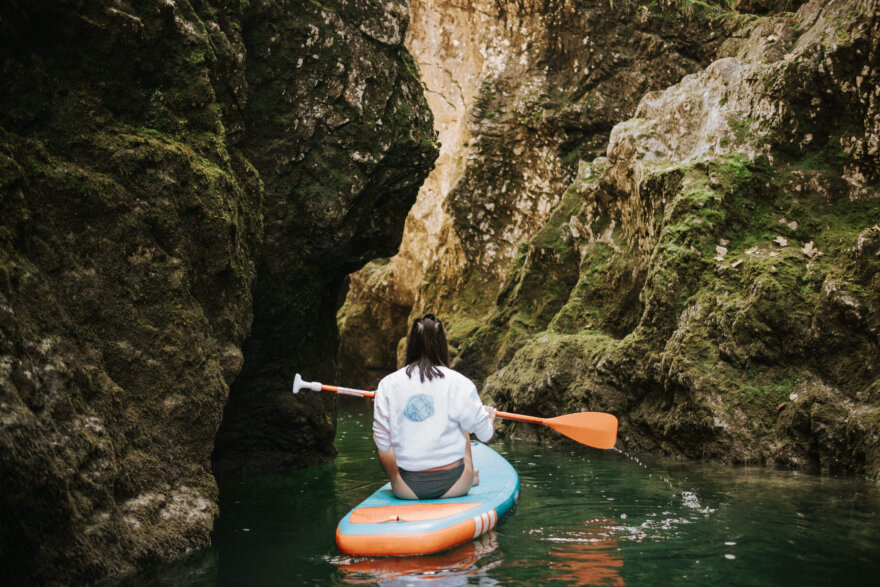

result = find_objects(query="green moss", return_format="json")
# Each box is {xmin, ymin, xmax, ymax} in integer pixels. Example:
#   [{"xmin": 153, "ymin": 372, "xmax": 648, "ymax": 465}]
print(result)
[
  {"xmin": 730, "ymin": 368, "xmax": 799, "ymax": 413},
  {"xmin": 445, "ymin": 314, "xmax": 485, "ymax": 344},
  {"xmin": 530, "ymin": 190, "xmax": 582, "ymax": 254},
  {"xmin": 308, "ymin": 0, "xmax": 338, "ymax": 13},
  {"xmin": 643, "ymin": 0, "xmax": 732, "ymax": 18},
  {"xmin": 560, "ymin": 143, "xmax": 586, "ymax": 170},
  {"xmin": 729, "ymin": 116, "xmax": 755, "ymax": 144},
  {"xmin": 474, "ymin": 82, "xmax": 497, "ymax": 115},
  {"xmin": 480, "ymin": 328, "xmax": 622, "ymax": 425},
  {"xmin": 793, "ymin": 135, "xmax": 850, "ymax": 171}
]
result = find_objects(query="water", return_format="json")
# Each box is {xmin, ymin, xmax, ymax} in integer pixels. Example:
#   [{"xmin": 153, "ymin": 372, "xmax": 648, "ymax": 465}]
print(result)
[{"xmin": 117, "ymin": 397, "xmax": 880, "ymax": 585}]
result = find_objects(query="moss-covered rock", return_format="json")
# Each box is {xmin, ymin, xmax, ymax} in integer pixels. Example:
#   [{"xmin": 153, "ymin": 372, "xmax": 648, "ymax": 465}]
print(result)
[
  {"xmin": 211, "ymin": 0, "xmax": 437, "ymax": 478},
  {"xmin": 481, "ymin": 0, "xmax": 879, "ymax": 479},
  {"xmin": 0, "ymin": 3, "xmax": 261, "ymax": 581},
  {"xmin": 335, "ymin": 258, "xmax": 413, "ymax": 390},
  {"xmin": 0, "ymin": 0, "xmax": 436, "ymax": 582},
  {"xmin": 339, "ymin": 0, "xmax": 739, "ymax": 388}
]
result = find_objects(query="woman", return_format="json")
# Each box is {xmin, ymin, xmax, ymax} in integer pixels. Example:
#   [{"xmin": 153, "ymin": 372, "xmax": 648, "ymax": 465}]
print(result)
[{"xmin": 372, "ymin": 314, "xmax": 496, "ymax": 499}]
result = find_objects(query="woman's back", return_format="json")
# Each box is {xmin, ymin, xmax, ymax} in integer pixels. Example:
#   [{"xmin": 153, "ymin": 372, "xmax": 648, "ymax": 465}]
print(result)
[
  {"xmin": 373, "ymin": 365, "xmax": 492, "ymax": 471},
  {"xmin": 372, "ymin": 313, "xmax": 495, "ymax": 499}
]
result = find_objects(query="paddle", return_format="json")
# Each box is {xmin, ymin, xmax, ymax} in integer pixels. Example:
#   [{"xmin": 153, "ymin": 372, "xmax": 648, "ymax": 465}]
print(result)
[{"xmin": 293, "ymin": 374, "xmax": 619, "ymax": 450}]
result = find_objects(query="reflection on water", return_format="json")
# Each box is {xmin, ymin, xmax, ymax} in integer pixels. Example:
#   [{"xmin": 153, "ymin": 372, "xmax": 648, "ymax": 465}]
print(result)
[
  {"xmin": 333, "ymin": 531, "xmax": 499, "ymax": 584},
  {"xmin": 113, "ymin": 397, "xmax": 880, "ymax": 586},
  {"xmin": 546, "ymin": 518, "xmax": 624, "ymax": 586}
]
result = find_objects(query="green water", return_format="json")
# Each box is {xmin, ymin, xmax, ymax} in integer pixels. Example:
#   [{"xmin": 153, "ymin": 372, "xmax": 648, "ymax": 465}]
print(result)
[{"xmin": 119, "ymin": 398, "xmax": 880, "ymax": 585}]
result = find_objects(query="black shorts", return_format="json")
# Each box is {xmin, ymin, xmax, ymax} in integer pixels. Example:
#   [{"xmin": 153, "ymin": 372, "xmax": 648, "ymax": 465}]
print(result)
[{"xmin": 398, "ymin": 461, "xmax": 466, "ymax": 499}]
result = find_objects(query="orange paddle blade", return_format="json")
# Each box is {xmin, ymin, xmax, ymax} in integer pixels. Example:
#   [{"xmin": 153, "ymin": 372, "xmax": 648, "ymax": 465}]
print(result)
[{"xmin": 545, "ymin": 412, "xmax": 618, "ymax": 449}]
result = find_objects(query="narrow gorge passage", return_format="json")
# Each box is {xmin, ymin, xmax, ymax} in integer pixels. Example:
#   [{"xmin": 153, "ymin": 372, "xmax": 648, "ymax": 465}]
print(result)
[
  {"xmin": 209, "ymin": 3, "xmax": 438, "ymax": 479},
  {"xmin": 2, "ymin": 0, "xmax": 878, "ymax": 584}
]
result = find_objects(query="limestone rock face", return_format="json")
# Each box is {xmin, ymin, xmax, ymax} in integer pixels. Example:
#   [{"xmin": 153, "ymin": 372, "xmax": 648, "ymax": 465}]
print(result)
[
  {"xmin": 339, "ymin": 0, "xmax": 731, "ymax": 387},
  {"xmin": 479, "ymin": 0, "xmax": 880, "ymax": 478},
  {"xmin": 337, "ymin": 259, "xmax": 413, "ymax": 386},
  {"xmin": 0, "ymin": 0, "xmax": 436, "ymax": 582}
]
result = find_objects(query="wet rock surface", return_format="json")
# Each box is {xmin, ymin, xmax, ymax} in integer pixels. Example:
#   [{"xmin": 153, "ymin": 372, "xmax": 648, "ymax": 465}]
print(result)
[
  {"xmin": 477, "ymin": 0, "xmax": 880, "ymax": 478},
  {"xmin": 0, "ymin": 0, "xmax": 435, "ymax": 582},
  {"xmin": 210, "ymin": 0, "xmax": 437, "ymax": 479}
]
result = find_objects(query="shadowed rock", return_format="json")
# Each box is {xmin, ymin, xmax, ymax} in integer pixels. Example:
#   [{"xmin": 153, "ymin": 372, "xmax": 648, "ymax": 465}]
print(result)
[{"xmin": 0, "ymin": 0, "xmax": 436, "ymax": 582}]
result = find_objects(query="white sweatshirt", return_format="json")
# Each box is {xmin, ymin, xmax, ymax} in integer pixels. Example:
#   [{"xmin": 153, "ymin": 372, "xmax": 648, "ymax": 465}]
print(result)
[{"xmin": 373, "ymin": 365, "xmax": 493, "ymax": 471}]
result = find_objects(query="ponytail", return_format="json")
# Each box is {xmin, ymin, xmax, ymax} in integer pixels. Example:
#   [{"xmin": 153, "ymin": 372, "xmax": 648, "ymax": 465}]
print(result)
[{"xmin": 404, "ymin": 313, "xmax": 450, "ymax": 382}]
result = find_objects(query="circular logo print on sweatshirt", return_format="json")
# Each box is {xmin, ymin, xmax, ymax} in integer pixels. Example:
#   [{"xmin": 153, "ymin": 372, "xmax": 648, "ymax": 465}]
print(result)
[{"xmin": 404, "ymin": 394, "xmax": 435, "ymax": 422}]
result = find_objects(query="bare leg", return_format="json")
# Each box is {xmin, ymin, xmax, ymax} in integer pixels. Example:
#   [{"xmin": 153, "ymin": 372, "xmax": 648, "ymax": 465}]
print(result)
[
  {"xmin": 466, "ymin": 436, "xmax": 480, "ymax": 486},
  {"xmin": 468, "ymin": 406, "xmax": 496, "ymax": 488}
]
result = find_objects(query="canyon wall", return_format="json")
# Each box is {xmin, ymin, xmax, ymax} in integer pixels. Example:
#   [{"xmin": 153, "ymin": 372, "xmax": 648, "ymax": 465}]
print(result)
[
  {"xmin": 210, "ymin": 0, "xmax": 437, "ymax": 478},
  {"xmin": 339, "ymin": 0, "xmax": 736, "ymax": 388},
  {"xmin": 478, "ymin": 0, "xmax": 880, "ymax": 477},
  {"xmin": 341, "ymin": 0, "xmax": 879, "ymax": 479},
  {"xmin": 0, "ymin": 0, "xmax": 435, "ymax": 582}
]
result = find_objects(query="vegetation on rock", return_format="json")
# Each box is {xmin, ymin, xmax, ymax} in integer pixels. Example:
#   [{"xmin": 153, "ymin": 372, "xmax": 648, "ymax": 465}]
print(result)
[
  {"xmin": 339, "ymin": 0, "xmax": 739, "ymax": 387},
  {"xmin": 0, "ymin": 0, "xmax": 436, "ymax": 582},
  {"xmin": 211, "ymin": 0, "xmax": 437, "ymax": 479},
  {"xmin": 475, "ymin": 0, "xmax": 879, "ymax": 479},
  {"xmin": 338, "ymin": 0, "xmax": 878, "ymax": 482}
]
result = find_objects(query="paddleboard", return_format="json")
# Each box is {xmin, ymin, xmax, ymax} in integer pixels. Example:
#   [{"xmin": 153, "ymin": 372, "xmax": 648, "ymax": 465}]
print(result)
[{"xmin": 336, "ymin": 441, "xmax": 519, "ymax": 556}]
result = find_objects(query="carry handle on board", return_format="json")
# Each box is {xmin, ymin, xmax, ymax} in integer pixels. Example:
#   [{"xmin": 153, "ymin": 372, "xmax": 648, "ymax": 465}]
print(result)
[{"xmin": 293, "ymin": 373, "xmax": 618, "ymax": 450}]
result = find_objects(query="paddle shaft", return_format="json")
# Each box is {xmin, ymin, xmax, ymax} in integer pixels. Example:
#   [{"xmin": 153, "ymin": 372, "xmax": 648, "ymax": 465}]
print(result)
[
  {"xmin": 321, "ymin": 383, "xmax": 375, "ymax": 399},
  {"xmin": 312, "ymin": 382, "xmax": 544, "ymax": 425},
  {"xmin": 293, "ymin": 373, "xmax": 617, "ymax": 449},
  {"xmin": 494, "ymin": 411, "xmax": 544, "ymax": 425}
]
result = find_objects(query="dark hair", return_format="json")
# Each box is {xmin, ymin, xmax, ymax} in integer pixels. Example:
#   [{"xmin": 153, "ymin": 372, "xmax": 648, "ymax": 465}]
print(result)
[{"xmin": 404, "ymin": 313, "xmax": 450, "ymax": 382}]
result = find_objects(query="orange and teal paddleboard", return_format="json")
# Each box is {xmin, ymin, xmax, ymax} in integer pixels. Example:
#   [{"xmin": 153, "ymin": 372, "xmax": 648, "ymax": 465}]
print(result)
[{"xmin": 336, "ymin": 442, "xmax": 519, "ymax": 556}]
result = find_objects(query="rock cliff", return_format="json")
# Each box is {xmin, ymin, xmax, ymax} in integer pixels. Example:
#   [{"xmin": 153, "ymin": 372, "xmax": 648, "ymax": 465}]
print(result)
[
  {"xmin": 0, "ymin": 0, "xmax": 435, "ymax": 582},
  {"xmin": 477, "ymin": 0, "xmax": 880, "ymax": 478},
  {"xmin": 210, "ymin": 0, "xmax": 437, "ymax": 478},
  {"xmin": 339, "ymin": 0, "xmax": 736, "ymax": 388},
  {"xmin": 342, "ymin": 0, "xmax": 879, "ymax": 479}
]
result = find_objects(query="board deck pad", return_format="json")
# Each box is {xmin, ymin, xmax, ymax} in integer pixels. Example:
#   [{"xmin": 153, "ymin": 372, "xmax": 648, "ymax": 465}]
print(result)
[{"xmin": 336, "ymin": 442, "xmax": 520, "ymax": 556}]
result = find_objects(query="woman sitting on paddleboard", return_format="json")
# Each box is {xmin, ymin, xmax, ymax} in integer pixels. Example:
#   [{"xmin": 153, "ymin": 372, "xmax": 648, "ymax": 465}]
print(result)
[{"xmin": 373, "ymin": 313, "xmax": 496, "ymax": 500}]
